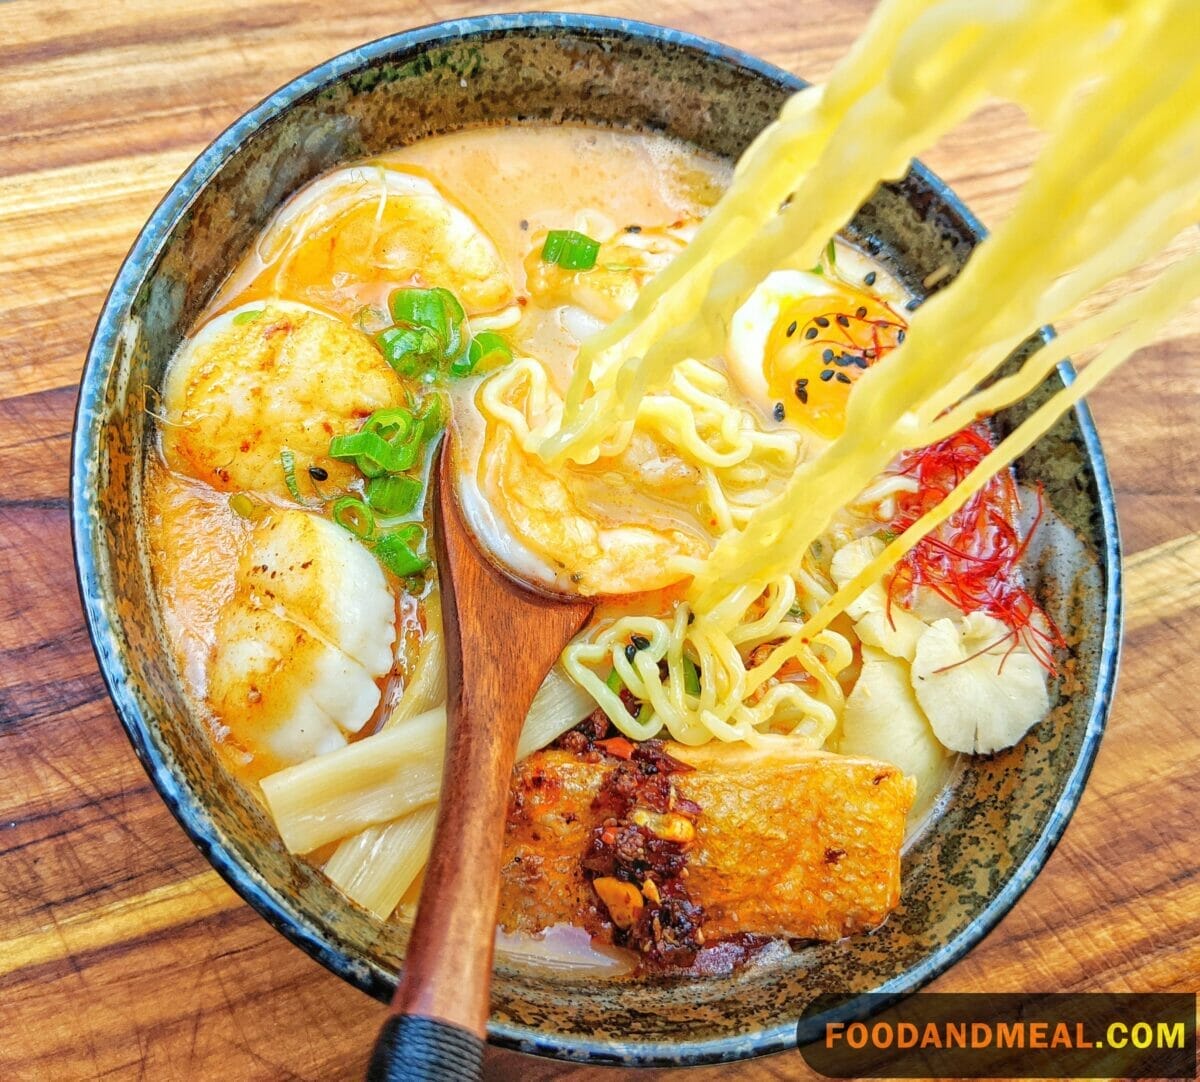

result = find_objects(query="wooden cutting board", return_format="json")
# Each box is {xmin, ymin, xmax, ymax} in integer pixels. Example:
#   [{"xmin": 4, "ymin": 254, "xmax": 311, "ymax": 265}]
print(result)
[{"xmin": 1, "ymin": 1, "xmax": 1197, "ymax": 1078}]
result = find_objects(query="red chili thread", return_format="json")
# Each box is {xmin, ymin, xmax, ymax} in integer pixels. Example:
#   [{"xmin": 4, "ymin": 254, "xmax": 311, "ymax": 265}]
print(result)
[{"xmin": 884, "ymin": 426, "xmax": 1065, "ymax": 674}]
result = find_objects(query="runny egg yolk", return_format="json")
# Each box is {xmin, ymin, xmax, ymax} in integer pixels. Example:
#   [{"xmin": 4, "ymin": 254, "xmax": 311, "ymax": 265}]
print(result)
[{"xmin": 765, "ymin": 289, "xmax": 907, "ymax": 439}]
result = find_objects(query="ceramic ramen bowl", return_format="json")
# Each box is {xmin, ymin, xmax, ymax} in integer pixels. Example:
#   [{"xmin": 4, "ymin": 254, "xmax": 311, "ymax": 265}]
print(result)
[{"xmin": 71, "ymin": 13, "xmax": 1121, "ymax": 1067}]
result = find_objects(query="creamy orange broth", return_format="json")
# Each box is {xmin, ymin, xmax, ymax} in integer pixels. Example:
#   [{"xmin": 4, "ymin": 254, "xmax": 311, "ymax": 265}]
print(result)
[{"xmin": 147, "ymin": 126, "xmax": 729, "ymax": 783}]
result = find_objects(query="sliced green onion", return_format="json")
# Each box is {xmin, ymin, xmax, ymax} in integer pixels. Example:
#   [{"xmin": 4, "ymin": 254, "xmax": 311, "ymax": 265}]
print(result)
[
  {"xmin": 811, "ymin": 237, "xmax": 838, "ymax": 275},
  {"xmin": 377, "ymin": 326, "xmax": 441, "ymax": 378},
  {"xmin": 328, "ymin": 430, "xmax": 419, "ymax": 475},
  {"xmin": 604, "ymin": 666, "xmax": 654, "ymax": 722},
  {"xmin": 361, "ymin": 407, "xmax": 414, "ymax": 443},
  {"xmin": 464, "ymin": 331, "xmax": 513, "ymax": 376},
  {"xmin": 389, "ymin": 287, "xmax": 466, "ymax": 354},
  {"xmin": 374, "ymin": 526, "xmax": 429, "ymax": 578},
  {"xmin": 541, "ymin": 230, "xmax": 600, "ymax": 271},
  {"xmin": 280, "ymin": 448, "xmax": 306, "ymax": 502},
  {"xmin": 365, "ymin": 474, "xmax": 422, "ymax": 516},
  {"xmin": 331, "ymin": 496, "xmax": 376, "ymax": 540},
  {"xmin": 232, "ymin": 309, "xmax": 264, "ymax": 326},
  {"xmin": 683, "ymin": 656, "xmax": 702, "ymax": 696},
  {"xmin": 415, "ymin": 393, "xmax": 445, "ymax": 435}
]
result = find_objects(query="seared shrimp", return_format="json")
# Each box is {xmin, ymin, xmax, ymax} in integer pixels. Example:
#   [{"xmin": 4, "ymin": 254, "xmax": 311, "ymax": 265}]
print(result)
[
  {"xmin": 478, "ymin": 423, "xmax": 706, "ymax": 596},
  {"xmin": 209, "ymin": 509, "xmax": 396, "ymax": 769},
  {"xmin": 161, "ymin": 301, "xmax": 403, "ymax": 500},
  {"xmin": 244, "ymin": 166, "xmax": 514, "ymax": 318}
]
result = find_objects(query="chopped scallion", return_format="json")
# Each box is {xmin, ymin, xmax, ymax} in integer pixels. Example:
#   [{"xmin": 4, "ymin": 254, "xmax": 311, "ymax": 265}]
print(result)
[
  {"xmin": 377, "ymin": 326, "xmax": 441, "ymax": 378},
  {"xmin": 811, "ymin": 237, "xmax": 839, "ymax": 275},
  {"xmin": 416, "ymin": 393, "xmax": 445, "ymax": 435},
  {"xmin": 389, "ymin": 286, "xmax": 466, "ymax": 355},
  {"xmin": 365, "ymin": 474, "xmax": 422, "ymax": 516},
  {"xmin": 328, "ymin": 430, "xmax": 420, "ymax": 476},
  {"xmin": 232, "ymin": 309, "xmax": 264, "ymax": 326},
  {"xmin": 465, "ymin": 331, "xmax": 513, "ymax": 375},
  {"xmin": 280, "ymin": 448, "xmax": 306, "ymax": 503},
  {"xmin": 374, "ymin": 525, "xmax": 429, "ymax": 578},
  {"xmin": 361, "ymin": 407, "xmax": 414, "ymax": 443},
  {"xmin": 331, "ymin": 496, "xmax": 375, "ymax": 540},
  {"xmin": 683, "ymin": 656, "xmax": 702, "ymax": 696},
  {"xmin": 604, "ymin": 667, "xmax": 652, "ymax": 722},
  {"xmin": 541, "ymin": 229, "xmax": 600, "ymax": 271}
]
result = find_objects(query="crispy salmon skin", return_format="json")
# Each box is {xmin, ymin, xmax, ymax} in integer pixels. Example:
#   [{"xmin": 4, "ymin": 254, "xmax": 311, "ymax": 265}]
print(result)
[{"xmin": 499, "ymin": 740, "xmax": 915, "ymax": 955}]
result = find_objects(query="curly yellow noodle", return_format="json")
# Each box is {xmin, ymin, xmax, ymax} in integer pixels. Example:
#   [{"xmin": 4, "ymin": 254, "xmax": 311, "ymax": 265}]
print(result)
[{"xmin": 507, "ymin": 1, "xmax": 1199, "ymax": 749}]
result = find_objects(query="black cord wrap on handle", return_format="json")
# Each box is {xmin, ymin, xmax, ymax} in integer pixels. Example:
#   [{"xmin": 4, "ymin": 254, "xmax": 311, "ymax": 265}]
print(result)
[{"xmin": 366, "ymin": 1015, "xmax": 485, "ymax": 1082}]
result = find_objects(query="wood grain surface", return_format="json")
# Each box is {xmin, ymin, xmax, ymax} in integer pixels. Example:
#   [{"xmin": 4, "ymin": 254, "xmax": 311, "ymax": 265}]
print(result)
[{"xmin": 1, "ymin": 2, "xmax": 1196, "ymax": 1079}]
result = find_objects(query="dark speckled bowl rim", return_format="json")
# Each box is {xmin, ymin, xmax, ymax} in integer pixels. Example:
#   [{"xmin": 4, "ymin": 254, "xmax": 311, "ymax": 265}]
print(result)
[{"xmin": 71, "ymin": 11, "xmax": 1122, "ymax": 1067}]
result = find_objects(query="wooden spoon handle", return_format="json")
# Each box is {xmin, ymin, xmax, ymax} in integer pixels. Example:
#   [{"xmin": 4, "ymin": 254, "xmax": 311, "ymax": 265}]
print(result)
[
  {"xmin": 368, "ymin": 444, "xmax": 593, "ymax": 1076},
  {"xmin": 388, "ymin": 658, "xmax": 526, "ymax": 1033}
]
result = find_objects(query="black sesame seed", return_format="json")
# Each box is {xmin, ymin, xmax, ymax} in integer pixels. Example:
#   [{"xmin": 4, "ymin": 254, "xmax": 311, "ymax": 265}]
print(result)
[
  {"xmin": 631, "ymin": 634, "xmax": 651, "ymax": 651},
  {"xmin": 625, "ymin": 643, "xmax": 638, "ymax": 662},
  {"xmin": 815, "ymin": 316, "xmax": 830, "ymax": 328},
  {"xmin": 856, "ymin": 306, "xmax": 867, "ymax": 319},
  {"xmin": 819, "ymin": 369, "xmax": 835, "ymax": 382},
  {"xmin": 897, "ymin": 329, "xmax": 907, "ymax": 343},
  {"xmin": 794, "ymin": 378, "xmax": 809, "ymax": 404},
  {"xmin": 864, "ymin": 271, "xmax": 877, "ymax": 286},
  {"xmin": 835, "ymin": 371, "xmax": 852, "ymax": 384},
  {"xmin": 519, "ymin": 219, "xmax": 529, "ymax": 231},
  {"xmin": 625, "ymin": 224, "xmax": 642, "ymax": 233},
  {"xmin": 308, "ymin": 465, "xmax": 328, "ymax": 482},
  {"xmin": 804, "ymin": 327, "xmax": 818, "ymax": 340},
  {"xmin": 837, "ymin": 314, "xmax": 850, "ymax": 328},
  {"xmin": 786, "ymin": 320, "xmax": 798, "ymax": 337},
  {"xmin": 822, "ymin": 348, "xmax": 835, "ymax": 363},
  {"xmin": 773, "ymin": 402, "xmax": 786, "ymax": 422},
  {"xmin": 834, "ymin": 354, "xmax": 854, "ymax": 367},
  {"xmin": 854, "ymin": 356, "xmax": 870, "ymax": 368},
  {"xmin": 906, "ymin": 298, "xmax": 921, "ymax": 311},
  {"xmin": 866, "ymin": 236, "xmax": 882, "ymax": 254}
]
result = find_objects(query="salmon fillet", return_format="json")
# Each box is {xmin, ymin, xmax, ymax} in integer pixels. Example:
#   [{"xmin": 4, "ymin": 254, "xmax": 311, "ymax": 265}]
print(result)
[{"xmin": 499, "ymin": 740, "xmax": 915, "ymax": 957}]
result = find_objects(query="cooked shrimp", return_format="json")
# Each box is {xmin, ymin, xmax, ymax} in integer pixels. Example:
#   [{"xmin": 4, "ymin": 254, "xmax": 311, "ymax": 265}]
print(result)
[
  {"xmin": 208, "ymin": 508, "xmax": 396, "ymax": 770},
  {"xmin": 477, "ymin": 423, "xmax": 706, "ymax": 596},
  {"xmin": 161, "ymin": 301, "xmax": 403, "ymax": 500},
  {"xmin": 524, "ymin": 221, "xmax": 695, "ymax": 323},
  {"xmin": 238, "ymin": 166, "xmax": 514, "ymax": 318}
]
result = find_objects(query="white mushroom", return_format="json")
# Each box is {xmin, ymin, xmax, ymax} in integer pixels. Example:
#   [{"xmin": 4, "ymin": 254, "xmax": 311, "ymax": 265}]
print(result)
[{"xmin": 910, "ymin": 613, "xmax": 1050, "ymax": 755}]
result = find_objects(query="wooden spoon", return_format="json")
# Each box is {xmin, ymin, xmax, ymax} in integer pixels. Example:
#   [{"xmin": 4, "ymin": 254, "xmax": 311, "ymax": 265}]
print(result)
[{"xmin": 367, "ymin": 443, "xmax": 595, "ymax": 1081}]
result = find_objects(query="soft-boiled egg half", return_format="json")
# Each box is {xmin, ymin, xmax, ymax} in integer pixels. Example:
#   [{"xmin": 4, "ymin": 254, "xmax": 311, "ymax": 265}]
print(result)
[{"xmin": 727, "ymin": 269, "xmax": 908, "ymax": 439}]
